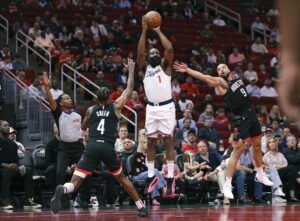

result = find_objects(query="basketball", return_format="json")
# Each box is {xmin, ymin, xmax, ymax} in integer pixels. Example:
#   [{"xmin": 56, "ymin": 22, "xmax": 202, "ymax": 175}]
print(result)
[{"xmin": 145, "ymin": 11, "xmax": 161, "ymax": 29}]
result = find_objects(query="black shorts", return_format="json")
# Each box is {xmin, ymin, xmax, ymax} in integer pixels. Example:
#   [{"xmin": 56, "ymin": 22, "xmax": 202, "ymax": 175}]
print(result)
[
  {"xmin": 75, "ymin": 141, "xmax": 122, "ymax": 176},
  {"xmin": 231, "ymin": 108, "xmax": 262, "ymax": 142}
]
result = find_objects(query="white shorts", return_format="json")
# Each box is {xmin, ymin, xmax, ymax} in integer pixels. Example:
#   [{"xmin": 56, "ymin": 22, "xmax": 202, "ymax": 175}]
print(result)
[{"xmin": 145, "ymin": 102, "xmax": 176, "ymax": 138}]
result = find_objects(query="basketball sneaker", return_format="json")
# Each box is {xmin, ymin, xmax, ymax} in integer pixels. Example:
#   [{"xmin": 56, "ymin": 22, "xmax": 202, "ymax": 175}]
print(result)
[
  {"xmin": 51, "ymin": 185, "xmax": 64, "ymax": 213},
  {"xmin": 138, "ymin": 207, "xmax": 148, "ymax": 217},
  {"xmin": 223, "ymin": 182, "xmax": 234, "ymax": 199},
  {"xmin": 145, "ymin": 176, "xmax": 160, "ymax": 193},
  {"xmin": 255, "ymin": 173, "xmax": 274, "ymax": 186}
]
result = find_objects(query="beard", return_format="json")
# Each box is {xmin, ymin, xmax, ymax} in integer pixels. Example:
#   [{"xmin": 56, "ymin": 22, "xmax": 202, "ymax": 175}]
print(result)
[{"xmin": 148, "ymin": 56, "xmax": 161, "ymax": 67}]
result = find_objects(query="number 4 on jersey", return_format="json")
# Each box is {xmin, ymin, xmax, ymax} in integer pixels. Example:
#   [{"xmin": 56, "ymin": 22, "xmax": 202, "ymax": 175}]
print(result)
[{"xmin": 97, "ymin": 119, "xmax": 105, "ymax": 134}]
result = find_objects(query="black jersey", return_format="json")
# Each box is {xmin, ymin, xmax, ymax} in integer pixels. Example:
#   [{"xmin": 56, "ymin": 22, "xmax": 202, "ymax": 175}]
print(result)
[
  {"xmin": 223, "ymin": 77, "xmax": 252, "ymax": 115},
  {"xmin": 89, "ymin": 104, "xmax": 119, "ymax": 143}
]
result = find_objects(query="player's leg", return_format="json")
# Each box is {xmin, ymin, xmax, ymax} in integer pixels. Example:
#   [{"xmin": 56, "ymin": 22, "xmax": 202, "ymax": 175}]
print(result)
[
  {"xmin": 249, "ymin": 112, "xmax": 273, "ymax": 186},
  {"xmin": 159, "ymin": 103, "xmax": 176, "ymax": 194},
  {"xmin": 145, "ymin": 107, "xmax": 160, "ymax": 192},
  {"xmin": 277, "ymin": 1, "xmax": 300, "ymax": 122},
  {"xmin": 114, "ymin": 172, "xmax": 147, "ymax": 217},
  {"xmin": 51, "ymin": 152, "xmax": 94, "ymax": 213},
  {"xmin": 223, "ymin": 140, "xmax": 246, "ymax": 199},
  {"xmin": 251, "ymin": 136, "xmax": 273, "ymax": 186}
]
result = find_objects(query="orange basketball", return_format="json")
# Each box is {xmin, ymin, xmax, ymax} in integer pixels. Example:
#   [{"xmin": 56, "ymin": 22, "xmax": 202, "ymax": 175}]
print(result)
[{"xmin": 145, "ymin": 11, "xmax": 161, "ymax": 29}]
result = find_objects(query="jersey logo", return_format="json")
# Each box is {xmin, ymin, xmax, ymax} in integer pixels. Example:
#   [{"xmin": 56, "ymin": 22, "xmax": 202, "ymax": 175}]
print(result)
[
  {"xmin": 73, "ymin": 118, "xmax": 80, "ymax": 123},
  {"xmin": 145, "ymin": 68, "xmax": 160, "ymax": 77},
  {"xmin": 230, "ymin": 80, "xmax": 244, "ymax": 92}
]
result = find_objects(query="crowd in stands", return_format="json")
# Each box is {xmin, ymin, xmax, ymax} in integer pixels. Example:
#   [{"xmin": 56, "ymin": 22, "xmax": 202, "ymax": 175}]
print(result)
[{"xmin": 1, "ymin": 0, "xmax": 300, "ymax": 210}]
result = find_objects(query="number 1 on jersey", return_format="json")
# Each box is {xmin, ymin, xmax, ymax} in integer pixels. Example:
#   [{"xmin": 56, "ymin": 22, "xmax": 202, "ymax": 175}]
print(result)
[
  {"xmin": 97, "ymin": 119, "xmax": 105, "ymax": 134},
  {"xmin": 157, "ymin": 75, "xmax": 161, "ymax": 83}
]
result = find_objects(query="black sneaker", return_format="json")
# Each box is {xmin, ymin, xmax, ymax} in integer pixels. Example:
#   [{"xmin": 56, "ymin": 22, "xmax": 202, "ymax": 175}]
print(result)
[
  {"xmin": 138, "ymin": 207, "xmax": 148, "ymax": 217},
  {"xmin": 23, "ymin": 198, "xmax": 42, "ymax": 209},
  {"xmin": 0, "ymin": 197, "xmax": 13, "ymax": 210},
  {"xmin": 51, "ymin": 185, "xmax": 64, "ymax": 213},
  {"xmin": 145, "ymin": 176, "xmax": 160, "ymax": 194},
  {"xmin": 166, "ymin": 177, "xmax": 175, "ymax": 195}
]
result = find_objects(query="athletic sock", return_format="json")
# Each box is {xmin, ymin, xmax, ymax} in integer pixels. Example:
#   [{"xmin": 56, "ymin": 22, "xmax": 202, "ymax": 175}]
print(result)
[
  {"xmin": 225, "ymin": 177, "xmax": 232, "ymax": 185},
  {"xmin": 167, "ymin": 160, "xmax": 174, "ymax": 178},
  {"xmin": 256, "ymin": 167, "xmax": 264, "ymax": 176},
  {"xmin": 147, "ymin": 161, "xmax": 155, "ymax": 178},
  {"xmin": 135, "ymin": 199, "xmax": 145, "ymax": 209},
  {"xmin": 63, "ymin": 183, "xmax": 74, "ymax": 194}
]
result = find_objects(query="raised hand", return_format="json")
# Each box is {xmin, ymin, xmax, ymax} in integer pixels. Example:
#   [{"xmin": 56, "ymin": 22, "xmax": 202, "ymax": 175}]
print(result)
[
  {"xmin": 142, "ymin": 16, "xmax": 147, "ymax": 31},
  {"xmin": 173, "ymin": 62, "xmax": 188, "ymax": 73},
  {"xmin": 43, "ymin": 72, "xmax": 51, "ymax": 88},
  {"xmin": 124, "ymin": 58, "xmax": 135, "ymax": 74}
]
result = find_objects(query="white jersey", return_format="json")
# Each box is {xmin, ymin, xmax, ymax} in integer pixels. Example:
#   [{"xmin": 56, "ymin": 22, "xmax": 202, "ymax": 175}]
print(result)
[{"xmin": 143, "ymin": 65, "xmax": 172, "ymax": 103}]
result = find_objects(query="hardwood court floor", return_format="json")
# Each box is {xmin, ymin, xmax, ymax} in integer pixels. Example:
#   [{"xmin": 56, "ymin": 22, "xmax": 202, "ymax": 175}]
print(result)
[{"xmin": 0, "ymin": 204, "xmax": 298, "ymax": 221}]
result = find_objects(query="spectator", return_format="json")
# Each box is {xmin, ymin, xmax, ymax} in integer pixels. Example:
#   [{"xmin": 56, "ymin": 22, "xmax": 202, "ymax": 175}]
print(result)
[
  {"xmin": 228, "ymin": 48, "xmax": 245, "ymax": 64},
  {"xmin": 234, "ymin": 145, "xmax": 264, "ymax": 203},
  {"xmin": 268, "ymin": 105, "xmax": 284, "ymax": 124},
  {"xmin": 175, "ymin": 118, "xmax": 197, "ymax": 146},
  {"xmin": 181, "ymin": 151, "xmax": 206, "ymax": 182},
  {"xmin": 199, "ymin": 94, "xmax": 216, "ymax": 113},
  {"xmin": 215, "ymin": 108, "xmax": 229, "ymax": 125},
  {"xmin": 180, "ymin": 76, "xmax": 200, "ymax": 97},
  {"xmin": 243, "ymin": 62, "xmax": 258, "ymax": 82},
  {"xmin": 258, "ymin": 64, "xmax": 271, "ymax": 79},
  {"xmin": 119, "ymin": 138, "xmax": 135, "ymax": 175},
  {"xmin": 198, "ymin": 104, "xmax": 216, "ymax": 124},
  {"xmin": 28, "ymin": 22, "xmax": 41, "ymax": 40},
  {"xmin": 16, "ymin": 71, "xmax": 30, "ymax": 86},
  {"xmin": 118, "ymin": 0, "xmax": 131, "ymax": 8},
  {"xmin": 261, "ymin": 127, "xmax": 274, "ymax": 154},
  {"xmin": 271, "ymin": 120, "xmax": 283, "ymax": 137},
  {"xmin": 183, "ymin": 1, "xmax": 193, "ymax": 19},
  {"xmin": 213, "ymin": 14, "xmax": 226, "ymax": 27},
  {"xmin": 270, "ymin": 52, "xmax": 280, "ymax": 68},
  {"xmin": 34, "ymin": 31, "xmax": 55, "ymax": 51},
  {"xmin": 207, "ymin": 49, "xmax": 217, "ymax": 65},
  {"xmin": 181, "ymin": 129, "xmax": 198, "ymax": 154},
  {"xmin": 263, "ymin": 136, "xmax": 298, "ymax": 202},
  {"xmin": 90, "ymin": 21, "xmax": 101, "ymax": 37},
  {"xmin": 178, "ymin": 90, "xmax": 193, "ymax": 112},
  {"xmin": 26, "ymin": 77, "xmax": 46, "ymax": 98},
  {"xmin": 282, "ymin": 135, "xmax": 300, "ymax": 178},
  {"xmin": 171, "ymin": 77, "xmax": 181, "ymax": 96},
  {"xmin": 195, "ymin": 140, "xmax": 225, "ymax": 198},
  {"xmin": 126, "ymin": 91, "xmax": 145, "ymax": 112},
  {"xmin": 8, "ymin": 127, "xmax": 25, "ymax": 152},
  {"xmin": 198, "ymin": 24, "xmax": 215, "ymax": 38},
  {"xmin": 281, "ymin": 128, "xmax": 291, "ymax": 151},
  {"xmin": 251, "ymin": 37, "xmax": 268, "ymax": 54},
  {"xmin": 50, "ymin": 78, "xmax": 63, "ymax": 100},
  {"xmin": 0, "ymin": 56, "xmax": 13, "ymax": 70},
  {"xmin": 115, "ymin": 125, "xmax": 134, "ymax": 153},
  {"xmin": 198, "ymin": 118, "xmax": 220, "ymax": 149},
  {"xmin": 267, "ymin": 6, "xmax": 279, "ymax": 16},
  {"xmin": 0, "ymin": 120, "xmax": 42, "ymax": 209},
  {"xmin": 271, "ymin": 62, "xmax": 281, "ymax": 82},
  {"xmin": 111, "ymin": 84, "xmax": 124, "ymax": 102},
  {"xmin": 251, "ymin": 16, "xmax": 265, "ymax": 32},
  {"xmin": 131, "ymin": 137, "xmax": 166, "ymax": 206},
  {"xmin": 246, "ymin": 77, "xmax": 261, "ymax": 97},
  {"xmin": 260, "ymin": 79, "xmax": 278, "ymax": 97},
  {"xmin": 12, "ymin": 53, "xmax": 26, "ymax": 69},
  {"xmin": 177, "ymin": 108, "xmax": 196, "ymax": 129}
]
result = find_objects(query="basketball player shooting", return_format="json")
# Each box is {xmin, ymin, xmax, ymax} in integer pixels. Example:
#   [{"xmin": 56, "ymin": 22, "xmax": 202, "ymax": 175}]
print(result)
[
  {"xmin": 173, "ymin": 62, "xmax": 273, "ymax": 199},
  {"xmin": 137, "ymin": 15, "xmax": 176, "ymax": 195}
]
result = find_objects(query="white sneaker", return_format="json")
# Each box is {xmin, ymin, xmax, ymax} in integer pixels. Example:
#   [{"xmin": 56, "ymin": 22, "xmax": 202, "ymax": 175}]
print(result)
[
  {"xmin": 223, "ymin": 183, "xmax": 234, "ymax": 199},
  {"xmin": 255, "ymin": 173, "xmax": 274, "ymax": 186},
  {"xmin": 274, "ymin": 187, "xmax": 285, "ymax": 197},
  {"xmin": 272, "ymin": 197, "xmax": 287, "ymax": 203}
]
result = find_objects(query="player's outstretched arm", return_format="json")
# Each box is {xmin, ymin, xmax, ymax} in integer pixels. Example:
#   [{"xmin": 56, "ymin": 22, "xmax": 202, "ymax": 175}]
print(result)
[
  {"xmin": 137, "ymin": 16, "xmax": 147, "ymax": 70},
  {"xmin": 173, "ymin": 62, "xmax": 226, "ymax": 88},
  {"xmin": 114, "ymin": 58, "xmax": 135, "ymax": 118},
  {"xmin": 43, "ymin": 72, "xmax": 57, "ymax": 111},
  {"xmin": 153, "ymin": 26, "xmax": 173, "ymax": 67}
]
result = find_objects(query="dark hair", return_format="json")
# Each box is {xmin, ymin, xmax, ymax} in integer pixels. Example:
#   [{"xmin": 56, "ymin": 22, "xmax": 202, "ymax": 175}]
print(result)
[
  {"xmin": 56, "ymin": 93, "xmax": 67, "ymax": 104},
  {"xmin": 97, "ymin": 87, "xmax": 111, "ymax": 102}
]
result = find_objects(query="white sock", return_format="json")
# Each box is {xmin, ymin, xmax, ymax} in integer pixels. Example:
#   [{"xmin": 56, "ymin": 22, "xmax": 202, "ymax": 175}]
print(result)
[
  {"xmin": 225, "ymin": 177, "xmax": 232, "ymax": 185},
  {"xmin": 63, "ymin": 183, "xmax": 74, "ymax": 194},
  {"xmin": 256, "ymin": 167, "xmax": 264, "ymax": 176},
  {"xmin": 147, "ymin": 161, "xmax": 155, "ymax": 178},
  {"xmin": 135, "ymin": 199, "xmax": 145, "ymax": 209},
  {"xmin": 167, "ymin": 160, "xmax": 174, "ymax": 178}
]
